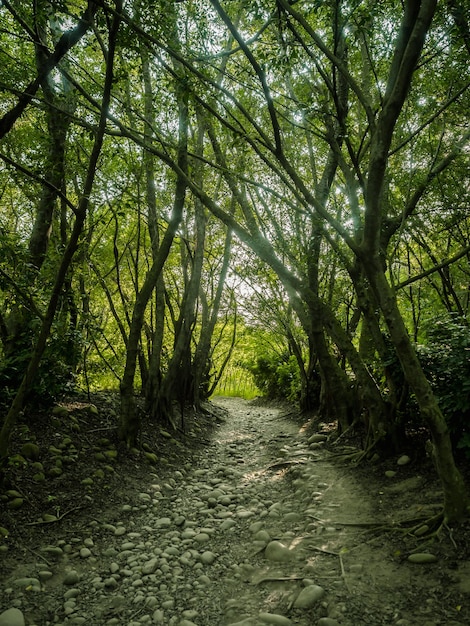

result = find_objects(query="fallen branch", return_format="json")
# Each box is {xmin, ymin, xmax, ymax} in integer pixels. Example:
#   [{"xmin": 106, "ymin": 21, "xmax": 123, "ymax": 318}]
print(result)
[
  {"xmin": 14, "ymin": 541, "xmax": 53, "ymax": 566},
  {"xmin": 25, "ymin": 505, "xmax": 82, "ymax": 526},
  {"xmin": 339, "ymin": 550, "xmax": 351, "ymax": 593},
  {"xmin": 266, "ymin": 459, "xmax": 308, "ymax": 470},
  {"xmin": 252, "ymin": 573, "xmax": 305, "ymax": 585}
]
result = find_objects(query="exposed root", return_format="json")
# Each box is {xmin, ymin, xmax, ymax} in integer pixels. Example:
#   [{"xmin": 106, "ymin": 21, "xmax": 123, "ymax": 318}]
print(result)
[
  {"xmin": 407, "ymin": 512, "xmax": 444, "ymax": 534},
  {"xmin": 329, "ymin": 446, "xmax": 374, "ymax": 464}
]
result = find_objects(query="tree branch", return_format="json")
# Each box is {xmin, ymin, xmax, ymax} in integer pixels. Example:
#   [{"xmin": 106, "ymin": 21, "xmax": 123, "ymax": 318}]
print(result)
[
  {"xmin": 395, "ymin": 243, "xmax": 470, "ymax": 290},
  {"xmin": 0, "ymin": 0, "xmax": 98, "ymax": 139}
]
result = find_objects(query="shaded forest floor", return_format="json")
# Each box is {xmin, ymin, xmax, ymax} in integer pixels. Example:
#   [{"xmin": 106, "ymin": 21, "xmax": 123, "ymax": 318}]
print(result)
[{"xmin": 1, "ymin": 393, "xmax": 470, "ymax": 625}]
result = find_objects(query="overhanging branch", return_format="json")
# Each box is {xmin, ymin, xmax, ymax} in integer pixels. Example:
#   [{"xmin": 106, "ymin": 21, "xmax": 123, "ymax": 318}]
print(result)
[{"xmin": 395, "ymin": 243, "xmax": 470, "ymax": 290}]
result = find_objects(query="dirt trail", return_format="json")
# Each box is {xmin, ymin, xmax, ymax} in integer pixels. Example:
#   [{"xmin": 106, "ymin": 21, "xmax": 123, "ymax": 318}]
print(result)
[{"xmin": 0, "ymin": 397, "xmax": 468, "ymax": 626}]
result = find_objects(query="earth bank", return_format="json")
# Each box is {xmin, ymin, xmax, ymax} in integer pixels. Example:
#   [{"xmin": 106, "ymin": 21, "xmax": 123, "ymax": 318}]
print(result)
[{"xmin": 0, "ymin": 396, "xmax": 469, "ymax": 626}]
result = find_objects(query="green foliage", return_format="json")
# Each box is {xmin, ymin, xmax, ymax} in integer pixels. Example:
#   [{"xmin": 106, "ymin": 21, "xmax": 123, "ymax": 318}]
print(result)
[
  {"xmin": 0, "ymin": 318, "xmax": 80, "ymax": 408},
  {"xmin": 369, "ymin": 316, "xmax": 470, "ymax": 454},
  {"xmin": 417, "ymin": 315, "xmax": 470, "ymax": 455},
  {"xmin": 248, "ymin": 352, "xmax": 300, "ymax": 404}
]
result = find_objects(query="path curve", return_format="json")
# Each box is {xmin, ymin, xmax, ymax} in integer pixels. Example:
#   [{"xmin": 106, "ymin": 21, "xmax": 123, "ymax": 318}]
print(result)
[{"xmin": 0, "ymin": 398, "xmax": 463, "ymax": 626}]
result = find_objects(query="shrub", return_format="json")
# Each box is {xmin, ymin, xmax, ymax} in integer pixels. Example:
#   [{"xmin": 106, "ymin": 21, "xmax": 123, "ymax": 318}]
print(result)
[
  {"xmin": 417, "ymin": 314, "xmax": 470, "ymax": 455},
  {"xmin": 248, "ymin": 352, "xmax": 301, "ymax": 403}
]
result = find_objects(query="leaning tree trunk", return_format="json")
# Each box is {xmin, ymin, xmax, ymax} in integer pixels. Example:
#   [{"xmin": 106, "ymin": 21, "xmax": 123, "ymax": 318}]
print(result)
[
  {"xmin": 153, "ymin": 193, "xmax": 206, "ymax": 425},
  {"xmin": 357, "ymin": 0, "xmax": 467, "ymax": 522},
  {"xmin": 118, "ymin": 167, "xmax": 188, "ymax": 445},
  {"xmin": 365, "ymin": 261, "xmax": 469, "ymax": 522},
  {"xmin": 0, "ymin": 3, "xmax": 120, "ymax": 465},
  {"xmin": 2, "ymin": 3, "xmax": 78, "ymax": 387},
  {"xmin": 119, "ymin": 3, "xmax": 190, "ymax": 445},
  {"xmin": 192, "ymin": 224, "xmax": 233, "ymax": 408},
  {"xmin": 140, "ymin": 41, "xmax": 166, "ymax": 415}
]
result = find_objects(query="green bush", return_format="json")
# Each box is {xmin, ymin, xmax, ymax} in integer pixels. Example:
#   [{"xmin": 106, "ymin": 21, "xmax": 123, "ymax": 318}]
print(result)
[
  {"xmin": 417, "ymin": 314, "xmax": 470, "ymax": 455},
  {"xmin": 248, "ymin": 352, "xmax": 301, "ymax": 403},
  {"xmin": 0, "ymin": 323, "xmax": 80, "ymax": 409}
]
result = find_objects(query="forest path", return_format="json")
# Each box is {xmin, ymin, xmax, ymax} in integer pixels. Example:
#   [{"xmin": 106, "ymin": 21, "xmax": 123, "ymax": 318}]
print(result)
[{"xmin": 0, "ymin": 397, "xmax": 467, "ymax": 626}]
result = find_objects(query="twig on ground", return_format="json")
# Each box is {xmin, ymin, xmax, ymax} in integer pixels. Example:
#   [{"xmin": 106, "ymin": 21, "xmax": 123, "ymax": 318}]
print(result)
[
  {"xmin": 87, "ymin": 426, "xmax": 116, "ymax": 433},
  {"xmin": 25, "ymin": 505, "xmax": 82, "ymax": 526},
  {"xmin": 339, "ymin": 550, "xmax": 351, "ymax": 593},
  {"xmin": 18, "ymin": 542, "xmax": 53, "ymax": 566},
  {"xmin": 305, "ymin": 544, "xmax": 339, "ymax": 556},
  {"xmin": 252, "ymin": 573, "xmax": 305, "ymax": 585},
  {"xmin": 266, "ymin": 459, "xmax": 308, "ymax": 470}
]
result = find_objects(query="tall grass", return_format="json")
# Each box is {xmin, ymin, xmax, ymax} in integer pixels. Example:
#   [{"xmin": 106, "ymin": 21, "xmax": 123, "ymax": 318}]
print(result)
[{"xmin": 213, "ymin": 366, "xmax": 259, "ymax": 399}]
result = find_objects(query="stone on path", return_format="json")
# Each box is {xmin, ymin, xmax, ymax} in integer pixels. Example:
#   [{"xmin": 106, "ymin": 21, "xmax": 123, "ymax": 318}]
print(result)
[
  {"xmin": 308, "ymin": 434, "xmax": 328, "ymax": 444},
  {"xmin": 63, "ymin": 570, "xmax": 80, "ymax": 585},
  {"xmin": 293, "ymin": 584, "xmax": 325, "ymax": 608},
  {"xmin": 0, "ymin": 608, "xmax": 25, "ymax": 626},
  {"xmin": 258, "ymin": 612, "xmax": 292, "ymax": 624},
  {"xmin": 397, "ymin": 454, "xmax": 410, "ymax": 466},
  {"xmin": 407, "ymin": 552, "xmax": 438, "ymax": 564},
  {"xmin": 264, "ymin": 540, "xmax": 293, "ymax": 562}
]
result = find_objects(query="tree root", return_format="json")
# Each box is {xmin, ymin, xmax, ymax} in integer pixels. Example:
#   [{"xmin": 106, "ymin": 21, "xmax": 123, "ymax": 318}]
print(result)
[
  {"xmin": 400, "ymin": 511, "xmax": 461, "ymax": 547},
  {"xmin": 266, "ymin": 458, "xmax": 309, "ymax": 470},
  {"xmin": 356, "ymin": 511, "xmax": 456, "ymax": 544},
  {"xmin": 329, "ymin": 448, "xmax": 371, "ymax": 464}
]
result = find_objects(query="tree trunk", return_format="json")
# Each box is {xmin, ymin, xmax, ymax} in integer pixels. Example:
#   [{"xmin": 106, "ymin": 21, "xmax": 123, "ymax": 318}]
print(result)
[
  {"xmin": 118, "ymin": 74, "xmax": 189, "ymax": 444},
  {"xmin": 0, "ymin": 3, "xmax": 119, "ymax": 468},
  {"xmin": 141, "ymin": 42, "xmax": 166, "ymax": 416},
  {"xmin": 153, "ymin": 194, "xmax": 206, "ymax": 424},
  {"xmin": 192, "ymin": 225, "xmax": 233, "ymax": 408},
  {"xmin": 118, "ymin": 170, "xmax": 188, "ymax": 443},
  {"xmin": 365, "ymin": 261, "xmax": 469, "ymax": 522}
]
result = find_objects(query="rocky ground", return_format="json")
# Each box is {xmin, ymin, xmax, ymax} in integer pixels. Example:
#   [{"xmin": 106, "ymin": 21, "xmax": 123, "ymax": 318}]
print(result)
[{"xmin": 1, "ymin": 395, "xmax": 470, "ymax": 626}]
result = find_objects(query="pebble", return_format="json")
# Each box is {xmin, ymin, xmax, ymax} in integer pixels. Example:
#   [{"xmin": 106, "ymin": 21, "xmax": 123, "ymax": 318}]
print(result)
[
  {"xmin": 259, "ymin": 612, "xmax": 292, "ymax": 624},
  {"xmin": 308, "ymin": 434, "xmax": 328, "ymax": 444},
  {"xmin": 63, "ymin": 570, "xmax": 80, "ymax": 585},
  {"xmin": 397, "ymin": 455, "xmax": 411, "ymax": 466},
  {"xmin": 64, "ymin": 588, "xmax": 80, "ymax": 600},
  {"xmin": 142, "ymin": 557, "xmax": 159, "ymax": 574},
  {"xmin": 264, "ymin": 541, "xmax": 293, "ymax": 562},
  {"xmin": 0, "ymin": 399, "xmax": 446, "ymax": 626},
  {"xmin": 293, "ymin": 584, "xmax": 325, "ymax": 608},
  {"xmin": 12, "ymin": 577, "xmax": 41, "ymax": 589},
  {"xmin": 407, "ymin": 553, "xmax": 438, "ymax": 564},
  {"xmin": 0, "ymin": 608, "xmax": 25, "ymax": 626},
  {"xmin": 200, "ymin": 550, "xmax": 216, "ymax": 564}
]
